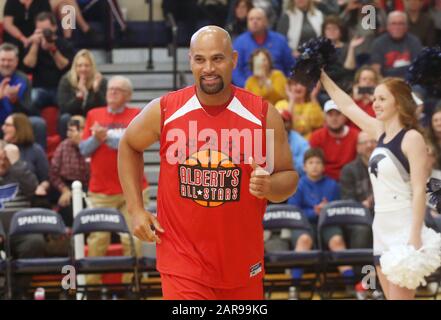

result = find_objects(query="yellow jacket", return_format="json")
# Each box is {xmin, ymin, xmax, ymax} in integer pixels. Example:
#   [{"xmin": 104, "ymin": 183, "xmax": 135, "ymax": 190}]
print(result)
[
  {"xmin": 275, "ymin": 99, "xmax": 324, "ymax": 140},
  {"xmin": 245, "ymin": 70, "xmax": 288, "ymax": 105}
]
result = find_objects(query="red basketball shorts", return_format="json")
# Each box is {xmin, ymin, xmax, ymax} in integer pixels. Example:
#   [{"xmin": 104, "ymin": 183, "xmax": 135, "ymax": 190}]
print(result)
[{"xmin": 160, "ymin": 273, "xmax": 264, "ymax": 300}]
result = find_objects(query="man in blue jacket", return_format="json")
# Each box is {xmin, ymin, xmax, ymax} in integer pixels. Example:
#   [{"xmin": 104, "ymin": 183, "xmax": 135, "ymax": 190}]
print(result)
[
  {"xmin": 0, "ymin": 43, "xmax": 46, "ymax": 148},
  {"xmin": 232, "ymin": 7, "xmax": 295, "ymax": 88}
]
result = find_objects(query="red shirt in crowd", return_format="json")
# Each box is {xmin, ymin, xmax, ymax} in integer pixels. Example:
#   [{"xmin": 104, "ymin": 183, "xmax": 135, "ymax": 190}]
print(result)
[
  {"xmin": 309, "ymin": 126, "xmax": 359, "ymax": 181},
  {"xmin": 82, "ymin": 106, "xmax": 148, "ymax": 195},
  {"xmin": 347, "ymin": 99, "xmax": 376, "ymax": 132}
]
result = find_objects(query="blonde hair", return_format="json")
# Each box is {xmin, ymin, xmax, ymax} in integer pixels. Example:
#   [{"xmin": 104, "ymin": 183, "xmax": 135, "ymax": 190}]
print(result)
[
  {"xmin": 68, "ymin": 49, "xmax": 99, "ymax": 90},
  {"xmin": 380, "ymin": 78, "xmax": 420, "ymax": 131}
]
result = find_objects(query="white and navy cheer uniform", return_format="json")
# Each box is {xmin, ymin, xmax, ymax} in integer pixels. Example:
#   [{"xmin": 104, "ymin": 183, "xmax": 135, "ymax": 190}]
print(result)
[{"xmin": 368, "ymin": 128, "xmax": 413, "ymax": 263}]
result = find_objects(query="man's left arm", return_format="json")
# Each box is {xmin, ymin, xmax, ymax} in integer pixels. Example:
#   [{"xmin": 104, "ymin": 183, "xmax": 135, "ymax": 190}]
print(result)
[
  {"xmin": 249, "ymin": 104, "xmax": 299, "ymax": 203},
  {"xmin": 52, "ymin": 40, "xmax": 73, "ymax": 70}
]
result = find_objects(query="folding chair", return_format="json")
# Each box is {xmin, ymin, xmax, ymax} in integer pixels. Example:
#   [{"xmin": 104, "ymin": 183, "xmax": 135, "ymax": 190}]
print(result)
[
  {"xmin": 317, "ymin": 200, "xmax": 374, "ymax": 299},
  {"xmin": 72, "ymin": 208, "xmax": 140, "ymax": 299},
  {"xmin": 6, "ymin": 208, "xmax": 71, "ymax": 299},
  {"xmin": 263, "ymin": 204, "xmax": 322, "ymax": 300}
]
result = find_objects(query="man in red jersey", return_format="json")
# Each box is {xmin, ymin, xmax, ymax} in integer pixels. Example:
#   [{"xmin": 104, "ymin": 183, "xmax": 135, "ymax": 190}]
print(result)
[
  {"xmin": 80, "ymin": 75, "xmax": 149, "ymax": 286},
  {"xmin": 118, "ymin": 26, "xmax": 298, "ymax": 300}
]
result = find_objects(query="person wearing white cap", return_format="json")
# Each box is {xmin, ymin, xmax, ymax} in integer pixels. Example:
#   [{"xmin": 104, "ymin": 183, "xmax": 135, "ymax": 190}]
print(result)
[
  {"xmin": 309, "ymin": 99, "xmax": 359, "ymax": 181},
  {"xmin": 320, "ymin": 69, "xmax": 441, "ymax": 299}
]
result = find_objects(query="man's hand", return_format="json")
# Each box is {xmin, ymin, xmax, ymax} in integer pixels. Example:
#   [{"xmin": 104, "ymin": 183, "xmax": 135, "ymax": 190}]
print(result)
[
  {"xmin": 314, "ymin": 198, "xmax": 328, "ymax": 215},
  {"xmin": 361, "ymin": 195, "xmax": 373, "ymax": 209},
  {"xmin": 29, "ymin": 29, "xmax": 43, "ymax": 46},
  {"xmin": 58, "ymin": 188, "xmax": 72, "ymax": 207},
  {"xmin": 4, "ymin": 83, "xmax": 22, "ymax": 103},
  {"xmin": 132, "ymin": 210, "xmax": 164, "ymax": 243},
  {"xmin": 249, "ymin": 157, "xmax": 271, "ymax": 199},
  {"xmin": 0, "ymin": 78, "xmax": 10, "ymax": 99},
  {"xmin": 92, "ymin": 122, "xmax": 107, "ymax": 142}
]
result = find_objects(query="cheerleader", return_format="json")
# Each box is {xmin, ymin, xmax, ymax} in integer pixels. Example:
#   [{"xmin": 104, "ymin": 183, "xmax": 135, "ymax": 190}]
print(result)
[{"xmin": 319, "ymin": 70, "xmax": 441, "ymax": 300}]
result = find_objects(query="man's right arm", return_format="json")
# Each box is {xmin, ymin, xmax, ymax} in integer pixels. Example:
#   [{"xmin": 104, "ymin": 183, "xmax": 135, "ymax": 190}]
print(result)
[
  {"xmin": 23, "ymin": 42, "xmax": 39, "ymax": 69},
  {"xmin": 118, "ymin": 98, "xmax": 163, "ymax": 242}
]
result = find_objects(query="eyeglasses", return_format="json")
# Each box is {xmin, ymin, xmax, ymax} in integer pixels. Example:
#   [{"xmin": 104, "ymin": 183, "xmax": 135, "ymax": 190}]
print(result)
[
  {"xmin": 107, "ymin": 87, "xmax": 128, "ymax": 93},
  {"xmin": 3, "ymin": 122, "xmax": 14, "ymax": 127}
]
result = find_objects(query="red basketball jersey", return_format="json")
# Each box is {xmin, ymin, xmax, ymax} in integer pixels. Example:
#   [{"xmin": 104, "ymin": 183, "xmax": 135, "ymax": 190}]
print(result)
[{"xmin": 157, "ymin": 85, "xmax": 268, "ymax": 289}]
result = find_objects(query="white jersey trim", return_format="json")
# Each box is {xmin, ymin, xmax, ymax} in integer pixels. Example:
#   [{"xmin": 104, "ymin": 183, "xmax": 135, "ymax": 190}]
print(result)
[
  {"xmin": 163, "ymin": 95, "xmax": 203, "ymax": 126},
  {"xmin": 163, "ymin": 94, "xmax": 262, "ymax": 127},
  {"xmin": 226, "ymin": 97, "xmax": 262, "ymax": 127}
]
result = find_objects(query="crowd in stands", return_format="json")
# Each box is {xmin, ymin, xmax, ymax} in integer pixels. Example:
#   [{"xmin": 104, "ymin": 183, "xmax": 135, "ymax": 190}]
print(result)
[{"xmin": 0, "ymin": 0, "xmax": 440, "ymax": 299}]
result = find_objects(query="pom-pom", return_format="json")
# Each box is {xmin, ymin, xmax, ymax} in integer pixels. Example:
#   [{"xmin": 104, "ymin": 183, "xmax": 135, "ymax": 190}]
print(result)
[
  {"xmin": 380, "ymin": 226, "xmax": 441, "ymax": 290},
  {"xmin": 427, "ymin": 177, "xmax": 441, "ymax": 213},
  {"xmin": 406, "ymin": 47, "xmax": 441, "ymax": 95},
  {"xmin": 290, "ymin": 37, "xmax": 337, "ymax": 89}
]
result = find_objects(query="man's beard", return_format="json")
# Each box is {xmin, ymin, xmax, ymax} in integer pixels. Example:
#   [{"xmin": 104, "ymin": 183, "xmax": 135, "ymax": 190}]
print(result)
[
  {"xmin": 328, "ymin": 125, "xmax": 344, "ymax": 134},
  {"xmin": 200, "ymin": 77, "xmax": 224, "ymax": 95}
]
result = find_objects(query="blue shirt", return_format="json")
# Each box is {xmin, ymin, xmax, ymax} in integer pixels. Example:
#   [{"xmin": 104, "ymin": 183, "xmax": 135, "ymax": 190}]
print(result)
[
  {"xmin": 232, "ymin": 31, "xmax": 295, "ymax": 87},
  {"xmin": 288, "ymin": 130, "xmax": 309, "ymax": 176},
  {"xmin": 0, "ymin": 72, "xmax": 29, "ymax": 124},
  {"xmin": 287, "ymin": 175, "xmax": 340, "ymax": 223}
]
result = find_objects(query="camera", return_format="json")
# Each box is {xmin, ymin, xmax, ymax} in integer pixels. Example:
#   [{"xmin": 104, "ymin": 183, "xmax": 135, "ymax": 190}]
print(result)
[
  {"xmin": 358, "ymin": 86, "xmax": 374, "ymax": 95},
  {"xmin": 42, "ymin": 29, "xmax": 55, "ymax": 43}
]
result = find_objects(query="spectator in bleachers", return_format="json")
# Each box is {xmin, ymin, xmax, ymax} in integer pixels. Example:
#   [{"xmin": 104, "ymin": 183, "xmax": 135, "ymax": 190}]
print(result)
[
  {"xmin": 347, "ymin": 66, "xmax": 380, "ymax": 132},
  {"xmin": 252, "ymin": 0, "xmax": 281, "ymax": 26},
  {"xmin": 49, "ymin": 115, "xmax": 89, "ymax": 227},
  {"xmin": 2, "ymin": 0, "xmax": 52, "ymax": 68},
  {"xmin": 280, "ymin": 109, "xmax": 310, "ymax": 176},
  {"xmin": 287, "ymin": 148, "xmax": 361, "ymax": 289},
  {"xmin": 425, "ymin": 104, "xmax": 441, "ymax": 170},
  {"xmin": 23, "ymin": 12, "xmax": 74, "ymax": 114},
  {"xmin": 2, "ymin": 113, "xmax": 50, "ymax": 201},
  {"xmin": 378, "ymin": 0, "xmax": 407, "ymax": 13},
  {"xmin": 340, "ymin": 0, "xmax": 387, "ymax": 67},
  {"xmin": 225, "ymin": 0, "xmax": 254, "ymax": 39},
  {"xmin": 57, "ymin": 49, "xmax": 107, "ymax": 138},
  {"xmin": 277, "ymin": 0, "xmax": 324, "ymax": 57},
  {"xmin": 0, "ymin": 42, "xmax": 47, "ymax": 148},
  {"xmin": 406, "ymin": 0, "xmax": 436, "ymax": 46},
  {"xmin": 232, "ymin": 7, "xmax": 295, "ymax": 87},
  {"xmin": 245, "ymin": 48, "xmax": 288, "ymax": 105},
  {"xmin": 370, "ymin": 11, "xmax": 422, "ymax": 78},
  {"xmin": 321, "ymin": 15, "xmax": 364, "ymax": 90},
  {"xmin": 0, "ymin": 139, "xmax": 44, "ymax": 299},
  {"xmin": 79, "ymin": 75, "xmax": 149, "ymax": 285},
  {"xmin": 310, "ymin": 0, "xmax": 340, "ymax": 15},
  {"xmin": 288, "ymin": 148, "xmax": 340, "ymax": 224},
  {"xmin": 275, "ymin": 78, "xmax": 324, "ymax": 140},
  {"xmin": 340, "ymin": 131, "xmax": 376, "ymax": 212},
  {"xmin": 310, "ymin": 100, "xmax": 358, "ymax": 181},
  {"xmin": 429, "ymin": 0, "xmax": 441, "ymax": 44},
  {"xmin": 82, "ymin": 0, "xmax": 128, "ymax": 33}
]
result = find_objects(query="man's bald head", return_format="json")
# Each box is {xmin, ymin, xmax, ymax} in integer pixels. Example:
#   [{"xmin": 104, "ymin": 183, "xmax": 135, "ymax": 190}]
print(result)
[
  {"xmin": 190, "ymin": 26, "xmax": 233, "ymax": 55},
  {"xmin": 188, "ymin": 26, "xmax": 238, "ymax": 96},
  {"xmin": 247, "ymin": 8, "xmax": 268, "ymax": 35},
  {"xmin": 387, "ymin": 11, "xmax": 408, "ymax": 40}
]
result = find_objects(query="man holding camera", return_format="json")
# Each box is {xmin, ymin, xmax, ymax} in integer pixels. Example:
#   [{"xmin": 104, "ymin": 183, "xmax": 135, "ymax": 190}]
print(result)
[{"xmin": 23, "ymin": 12, "xmax": 73, "ymax": 115}]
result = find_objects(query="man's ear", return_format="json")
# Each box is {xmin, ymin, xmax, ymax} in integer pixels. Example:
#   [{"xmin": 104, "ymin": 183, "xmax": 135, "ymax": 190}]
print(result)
[{"xmin": 232, "ymin": 50, "xmax": 238, "ymax": 69}]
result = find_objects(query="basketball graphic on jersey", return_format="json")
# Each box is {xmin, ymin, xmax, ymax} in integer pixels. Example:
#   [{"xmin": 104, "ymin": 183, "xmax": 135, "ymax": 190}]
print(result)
[{"xmin": 178, "ymin": 149, "xmax": 242, "ymax": 207}]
